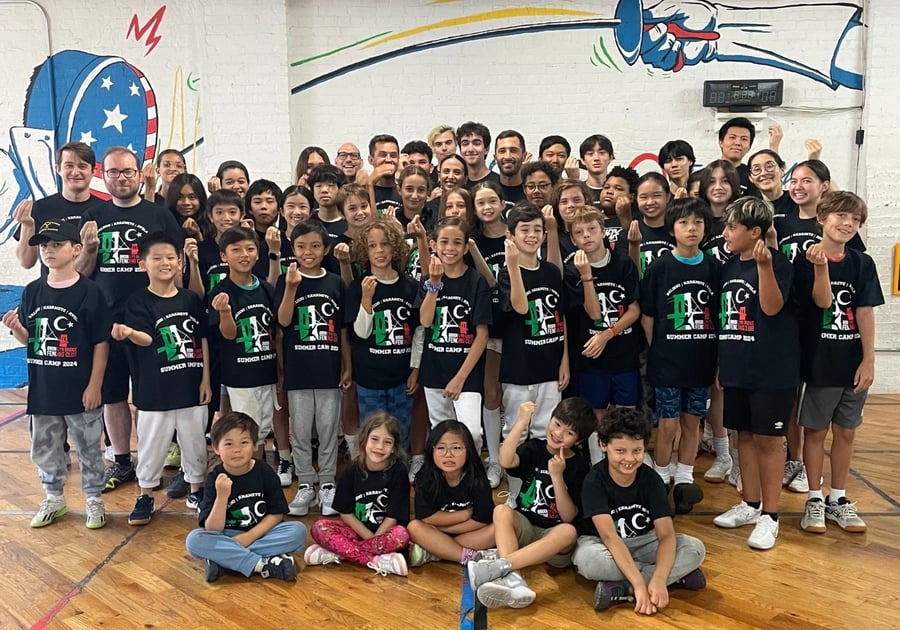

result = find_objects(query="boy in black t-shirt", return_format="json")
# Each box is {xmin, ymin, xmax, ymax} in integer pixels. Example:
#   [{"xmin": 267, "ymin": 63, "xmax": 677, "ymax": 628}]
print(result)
[
  {"xmin": 794, "ymin": 192, "xmax": 883, "ymax": 535},
  {"xmin": 186, "ymin": 412, "xmax": 306, "ymax": 582},
  {"xmin": 112, "ymin": 232, "xmax": 211, "ymax": 526},
  {"xmin": 572, "ymin": 407, "xmax": 706, "ymax": 614},
  {"xmin": 4, "ymin": 221, "xmax": 110, "ymax": 529},
  {"xmin": 467, "ymin": 399, "xmax": 594, "ymax": 609}
]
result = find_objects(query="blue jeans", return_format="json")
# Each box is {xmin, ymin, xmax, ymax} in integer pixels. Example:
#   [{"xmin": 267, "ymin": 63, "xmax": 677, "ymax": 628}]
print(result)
[
  {"xmin": 357, "ymin": 383, "xmax": 414, "ymax": 449},
  {"xmin": 185, "ymin": 521, "xmax": 307, "ymax": 576}
]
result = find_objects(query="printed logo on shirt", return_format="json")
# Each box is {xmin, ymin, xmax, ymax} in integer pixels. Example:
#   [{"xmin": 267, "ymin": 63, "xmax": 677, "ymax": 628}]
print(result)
[
  {"xmin": 639, "ymin": 242, "xmax": 673, "ymax": 275},
  {"xmin": 591, "ymin": 281, "xmax": 627, "ymax": 333},
  {"xmin": 405, "ymin": 246, "xmax": 421, "ymax": 280},
  {"xmin": 27, "ymin": 308, "xmax": 79, "ymax": 361},
  {"xmin": 226, "ymin": 492, "xmax": 265, "ymax": 528},
  {"xmin": 207, "ymin": 267, "xmax": 228, "ymax": 293},
  {"xmin": 430, "ymin": 296, "xmax": 474, "ymax": 346},
  {"xmin": 779, "ymin": 232, "xmax": 819, "ymax": 262},
  {"xmin": 354, "ymin": 488, "xmax": 388, "ymax": 527},
  {"xmin": 518, "ymin": 470, "xmax": 560, "ymax": 522},
  {"xmin": 719, "ymin": 278, "xmax": 757, "ymax": 338},
  {"xmin": 156, "ymin": 314, "xmax": 203, "ymax": 365},
  {"xmin": 525, "ymin": 287, "xmax": 565, "ymax": 343},
  {"xmin": 610, "ymin": 503, "xmax": 653, "ymax": 538},
  {"xmin": 294, "ymin": 298, "xmax": 340, "ymax": 344},
  {"xmin": 605, "ymin": 226, "xmax": 623, "ymax": 250},
  {"xmin": 822, "ymin": 282, "xmax": 858, "ymax": 335},
  {"xmin": 703, "ymin": 235, "xmax": 731, "ymax": 263},
  {"xmin": 98, "ymin": 221, "xmax": 146, "ymax": 267},
  {"xmin": 372, "ymin": 298, "xmax": 413, "ymax": 347},
  {"xmin": 666, "ymin": 281, "xmax": 715, "ymax": 335},
  {"xmin": 233, "ymin": 306, "xmax": 273, "ymax": 355}
]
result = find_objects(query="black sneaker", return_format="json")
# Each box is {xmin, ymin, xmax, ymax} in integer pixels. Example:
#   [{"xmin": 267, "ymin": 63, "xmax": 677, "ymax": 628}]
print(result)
[
  {"xmin": 186, "ymin": 488, "xmax": 204, "ymax": 511},
  {"xmin": 128, "ymin": 494, "xmax": 154, "ymax": 526},
  {"xmin": 166, "ymin": 471, "xmax": 190, "ymax": 498},
  {"xmin": 593, "ymin": 580, "xmax": 634, "ymax": 611},
  {"xmin": 260, "ymin": 554, "xmax": 297, "ymax": 581},
  {"xmin": 205, "ymin": 559, "xmax": 226, "ymax": 583},
  {"xmin": 102, "ymin": 462, "xmax": 136, "ymax": 493},
  {"xmin": 673, "ymin": 482, "xmax": 704, "ymax": 515},
  {"xmin": 671, "ymin": 568, "xmax": 707, "ymax": 591}
]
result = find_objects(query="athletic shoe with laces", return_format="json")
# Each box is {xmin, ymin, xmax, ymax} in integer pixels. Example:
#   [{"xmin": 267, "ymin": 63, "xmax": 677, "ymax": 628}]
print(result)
[
  {"xmin": 673, "ymin": 482, "xmax": 704, "ymax": 514},
  {"xmin": 205, "ymin": 559, "xmax": 226, "ymax": 582},
  {"xmin": 825, "ymin": 497, "xmax": 866, "ymax": 532},
  {"xmin": 260, "ymin": 554, "xmax": 297, "ymax": 581},
  {"xmin": 277, "ymin": 459, "xmax": 293, "ymax": 487},
  {"xmin": 788, "ymin": 464, "xmax": 809, "ymax": 493},
  {"xmin": 289, "ymin": 484, "xmax": 317, "ymax": 516},
  {"xmin": 727, "ymin": 463, "xmax": 743, "ymax": 494},
  {"xmin": 593, "ymin": 580, "xmax": 634, "ymax": 611},
  {"xmin": 186, "ymin": 488, "xmax": 204, "ymax": 511},
  {"xmin": 467, "ymin": 558, "xmax": 512, "ymax": 589},
  {"xmin": 704, "ymin": 454, "xmax": 732, "ymax": 483},
  {"xmin": 165, "ymin": 443, "xmax": 181, "ymax": 468},
  {"xmin": 485, "ymin": 461, "xmax": 503, "ymax": 489},
  {"xmin": 166, "ymin": 471, "xmax": 190, "ymax": 498},
  {"xmin": 102, "ymin": 462, "xmax": 136, "ymax": 493},
  {"xmin": 800, "ymin": 498, "xmax": 826, "ymax": 533},
  {"xmin": 713, "ymin": 501, "xmax": 761, "ymax": 528},
  {"xmin": 782, "ymin": 460, "xmax": 802, "ymax": 486},
  {"xmin": 31, "ymin": 494, "xmax": 68, "ymax": 528},
  {"xmin": 747, "ymin": 514, "xmax": 779, "ymax": 550},
  {"xmin": 319, "ymin": 483, "xmax": 338, "ymax": 516},
  {"xmin": 408, "ymin": 455, "xmax": 425, "ymax": 483},
  {"xmin": 85, "ymin": 496, "xmax": 106, "ymax": 529},
  {"xmin": 367, "ymin": 552, "xmax": 407, "ymax": 576},
  {"xmin": 408, "ymin": 542, "xmax": 438, "ymax": 568},
  {"xmin": 476, "ymin": 571, "xmax": 536, "ymax": 608},
  {"xmin": 128, "ymin": 494, "xmax": 154, "ymax": 526},
  {"xmin": 671, "ymin": 568, "xmax": 706, "ymax": 591},
  {"xmin": 304, "ymin": 544, "xmax": 341, "ymax": 566}
]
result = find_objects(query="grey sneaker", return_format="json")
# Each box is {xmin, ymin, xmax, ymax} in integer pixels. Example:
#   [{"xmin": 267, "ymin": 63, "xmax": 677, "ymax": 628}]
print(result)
[
  {"xmin": 783, "ymin": 460, "xmax": 801, "ymax": 485},
  {"xmin": 260, "ymin": 554, "xmax": 297, "ymax": 581},
  {"xmin": 85, "ymin": 496, "xmax": 106, "ymax": 529},
  {"xmin": 467, "ymin": 558, "xmax": 511, "ymax": 590},
  {"xmin": 367, "ymin": 553, "xmax": 407, "ymax": 576},
  {"xmin": 476, "ymin": 572, "xmax": 536, "ymax": 608},
  {"xmin": 485, "ymin": 461, "xmax": 503, "ymax": 489},
  {"xmin": 713, "ymin": 501, "xmax": 760, "ymax": 528},
  {"xmin": 800, "ymin": 498, "xmax": 826, "ymax": 533},
  {"xmin": 288, "ymin": 484, "xmax": 317, "ymax": 516},
  {"xmin": 408, "ymin": 455, "xmax": 425, "ymax": 483},
  {"xmin": 788, "ymin": 464, "xmax": 809, "ymax": 493},
  {"xmin": 825, "ymin": 497, "xmax": 866, "ymax": 532},
  {"xmin": 593, "ymin": 580, "xmax": 634, "ymax": 611},
  {"xmin": 704, "ymin": 454, "xmax": 732, "ymax": 483},
  {"xmin": 319, "ymin": 483, "xmax": 338, "ymax": 516},
  {"xmin": 31, "ymin": 494, "xmax": 67, "ymax": 528}
]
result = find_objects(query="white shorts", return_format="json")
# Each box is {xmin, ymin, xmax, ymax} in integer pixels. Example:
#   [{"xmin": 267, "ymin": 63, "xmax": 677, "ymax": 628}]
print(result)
[
  {"xmin": 423, "ymin": 387, "xmax": 484, "ymax": 452},
  {"xmin": 226, "ymin": 384, "xmax": 277, "ymax": 445},
  {"xmin": 136, "ymin": 406, "xmax": 208, "ymax": 487},
  {"xmin": 501, "ymin": 381, "xmax": 561, "ymax": 440},
  {"xmin": 486, "ymin": 338, "xmax": 503, "ymax": 354}
]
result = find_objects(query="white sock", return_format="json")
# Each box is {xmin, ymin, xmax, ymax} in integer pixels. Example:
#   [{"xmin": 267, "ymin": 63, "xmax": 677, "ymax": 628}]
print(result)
[
  {"xmin": 653, "ymin": 463, "xmax": 670, "ymax": 483},
  {"xmin": 808, "ymin": 489, "xmax": 824, "ymax": 501},
  {"xmin": 829, "ymin": 488, "xmax": 846, "ymax": 503},
  {"xmin": 344, "ymin": 434, "xmax": 359, "ymax": 460},
  {"xmin": 483, "ymin": 407, "xmax": 502, "ymax": 464},
  {"xmin": 668, "ymin": 461, "xmax": 678, "ymax": 482},
  {"xmin": 278, "ymin": 448, "xmax": 291, "ymax": 462},
  {"xmin": 713, "ymin": 437, "xmax": 730, "ymax": 459},
  {"xmin": 674, "ymin": 463, "xmax": 694, "ymax": 485},
  {"xmin": 587, "ymin": 432, "xmax": 604, "ymax": 464}
]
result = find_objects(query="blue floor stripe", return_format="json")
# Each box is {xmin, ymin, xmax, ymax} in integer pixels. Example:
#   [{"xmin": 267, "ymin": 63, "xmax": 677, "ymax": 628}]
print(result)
[{"xmin": 460, "ymin": 570, "xmax": 475, "ymax": 630}]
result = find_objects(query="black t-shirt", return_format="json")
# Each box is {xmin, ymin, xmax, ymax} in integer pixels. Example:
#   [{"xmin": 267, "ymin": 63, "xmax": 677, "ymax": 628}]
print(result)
[
  {"xmin": 198, "ymin": 238, "xmax": 230, "ymax": 299},
  {"xmin": 506, "ymin": 438, "xmax": 590, "ymax": 529},
  {"xmin": 640, "ymin": 253, "xmax": 719, "ymax": 387},
  {"xmin": 499, "ymin": 182, "xmax": 526, "ymax": 207},
  {"xmin": 557, "ymin": 230, "xmax": 578, "ymax": 267},
  {"xmin": 198, "ymin": 460, "xmax": 289, "ymax": 530},
  {"xmin": 417, "ymin": 267, "xmax": 493, "ymax": 391},
  {"xmin": 18, "ymin": 276, "xmax": 110, "ymax": 415},
  {"xmin": 770, "ymin": 192, "xmax": 798, "ymax": 216},
  {"xmin": 474, "ymin": 233, "xmax": 507, "ymax": 336},
  {"xmin": 736, "ymin": 163, "xmax": 760, "ymax": 198},
  {"xmin": 464, "ymin": 171, "xmax": 500, "ymax": 190},
  {"xmin": 333, "ymin": 461, "xmax": 410, "ymax": 533},
  {"xmin": 497, "ymin": 261, "xmax": 566, "ymax": 385},
  {"xmin": 414, "ymin": 473, "xmax": 494, "ymax": 523},
  {"xmin": 374, "ymin": 185, "xmax": 402, "ymax": 216},
  {"xmin": 208, "ymin": 278, "xmax": 277, "ymax": 388},
  {"xmin": 718, "ymin": 251, "xmax": 799, "ymax": 389},
  {"xmin": 794, "ymin": 250, "xmax": 884, "ymax": 386},
  {"xmin": 310, "ymin": 212, "xmax": 348, "ymax": 245},
  {"xmin": 346, "ymin": 274, "xmax": 419, "ymax": 389},
  {"xmin": 17, "ymin": 194, "xmax": 104, "ymax": 278},
  {"xmin": 275, "ymin": 270, "xmax": 345, "ymax": 390},
  {"xmin": 564, "ymin": 249, "xmax": 640, "ymax": 374},
  {"xmin": 701, "ymin": 218, "xmax": 732, "ymax": 264},
  {"xmin": 603, "ymin": 216, "xmax": 625, "ymax": 252},
  {"xmin": 80, "ymin": 200, "xmax": 184, "ymax": 313},
  {"xmin": 124, "ymin": 288, "xmax": 207, "ymax": 411},
  {"xmin": 579, "ymin": 459, "xmax": 672, "ymax": 538},
  {"xmin": 636, "ymin": 221, "xmax": 675, "ymax": 277},
  {"xmin": 775, "ymin": 212, "xmax": 866, "ymax": 263}
]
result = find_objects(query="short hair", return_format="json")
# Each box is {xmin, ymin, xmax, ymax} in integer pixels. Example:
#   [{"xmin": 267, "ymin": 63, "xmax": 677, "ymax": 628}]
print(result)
[
  {"xmin": 102, "ymin": 146, "xmax": 140, "ymax": 170},
  {"xmin": 637, "ymin": 172, "xmax": 670, "ymax": 197},
  {"xmin": 336, "ymin": 183, "xmax": 371, "ymax": 211},
  {"xmin": 245, "ymin": 179, "xmax": 284, "ymax": 208},
  {"xmin": 290, "ymin": 220, "xmax": 330, "ymax": 248},
  {"xmin": 598, "ymin": 406, "xmax": 650, "ymax": 444},
  {"xmin": 718, "ymin": 117, "xmax": 756, "ymax": 145},
  {"xmin": 306, "ymin": 164, "xmax": 347, "ymax": 189},
  {"xmin": 431, "ymin": 215, "xmax": 471, "ymax": 241},
  {"xmin": 156, "ymin": 148, "xmax": 185, "ymax": 168},
  {"xmin": 568, "ymin": 205, "xmax": 605, "ymax": 228},
  {"xmin": 294, "ymin": 146, "xmax": 330, "ymax": 183},
  {"xmin": 216, "ymin": 160, "xmax": 249, "ymax": 181},
  {"xmin": 551, "ymin": 397, "xmax": 596, "ymax": 442},
  {"xmin": 792, "ymin": 159, "xmax": 831, "ymax": 183},
  {"xmin": 218, "ymin": 226, "xmax": 258, "ymax": 253},
  {"xmin": 495, "ymin": 129, "xmax": 526, "ymax": 152},
  {"xmin": 456, "ymin": 121, "xmax": 491, "ymax": 147},
  {"xmin": 208, "ymin": 189, "xmax": 244, "ymax": 213},
  {"xmin": 210, "ymin": 411, "xmax": 259, "ymax": 447},
  {"xmin": 607, "ymin": 165, "xmax": 640, "ymax": 193},
  {"xmin": 664, "ymin": 197, "xmax": 713, "ymax": 239},
  {"xmin": 817, "ymin": 190, "xmax": 868, "ymax": 225},
  {"xmin": 368, "ymin": 134, "xmax": 399, "ymax": 156},
  {"xmin": 539, "ymin": 135, "xmax": 571, "ymax": 157},
  {"xmin": 56, "ymin": 141, "xmax": 95, "ymax": 167},
  {"xmin": 401, "ymin": 140, "xmax": 433, "ymax": 162},
  {"xmin": 521, "ymin": 160, "xmax": 559, "ymax": 186},
  {"xmin": 550, "ymin": 178, "xmax": 592, "ymax": 209},
  {"xmin": 723, "ymin": 196, "xmax": 774, "ymax": 234},
  {"xmin": 699, "ymin": 160, "xmax": 740, "ymax": 205},
  {"xmin": 579, "ymin": 134, "xmax": 614, "ymax": 159},
  {"xmin": 138, "ymin": 230, "xmax": 182, "ymax": 259},
  {"xmin": 658, "ymin": 139, "xmax": 695, "ymax": 167},
  {"xmin": 748, "ymin": 149, "xmax": 785, "ymax": 171},
  {"xmin": 506, "ymin": 201, "xmax": 544, "ymax": 233},
  {"xmin": 427, "ymin": 124, "xmax": 456, "ymax": 147}
]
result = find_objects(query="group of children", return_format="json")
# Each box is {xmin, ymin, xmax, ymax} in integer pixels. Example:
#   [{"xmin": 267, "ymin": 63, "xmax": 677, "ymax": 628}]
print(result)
[{"xmin": 8, "ymin": 116, "xmax": 882, "ymax": 614}]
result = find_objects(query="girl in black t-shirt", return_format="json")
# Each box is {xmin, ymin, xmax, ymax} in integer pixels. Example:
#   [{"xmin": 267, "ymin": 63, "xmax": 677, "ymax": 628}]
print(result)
[
  {"xmin": 628, "ymin": 173, "xmax": 675, "ymax": 278},
  {"xmin": 166, "ymin": 173, "xmax": 209, "ymax": 298},
  {"xmin": 748, "ymin": 150, "xmax": 797, "ymax": 217}
]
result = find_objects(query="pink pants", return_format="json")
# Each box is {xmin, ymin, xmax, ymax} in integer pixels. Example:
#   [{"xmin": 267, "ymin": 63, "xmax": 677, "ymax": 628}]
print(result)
[{"xmin": 311, "ymin": 519, "xmax": 409, "ymax": 566}]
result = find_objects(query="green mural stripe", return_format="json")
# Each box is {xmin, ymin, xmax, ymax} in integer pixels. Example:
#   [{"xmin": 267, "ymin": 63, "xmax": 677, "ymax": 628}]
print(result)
[
  {"xmin": 291, "ymin": 32, "xmax": 393, "ymax": 67},
  {"xmin": 598, "ymin": 36, "xmax": 620, "ymax": 72}
]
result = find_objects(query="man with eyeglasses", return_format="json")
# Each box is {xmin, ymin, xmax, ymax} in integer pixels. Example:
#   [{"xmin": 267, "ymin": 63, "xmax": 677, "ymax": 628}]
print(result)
[
  {"xmin": 521, "ymin": 161, "xmax": 559, "ymax": 209},
  {"xmin": 335, "ymin": 143, "xmax": 366, "ymax": 185},
  {"xmin": 76, "ymin": 146, "xmax": 185, "ymax": 493}
]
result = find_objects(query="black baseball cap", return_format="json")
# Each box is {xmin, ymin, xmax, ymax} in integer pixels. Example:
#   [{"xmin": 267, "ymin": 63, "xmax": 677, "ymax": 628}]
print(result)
[{"xmin": 29, "ymin": 220, "xmax": 81, "ymax": 246}]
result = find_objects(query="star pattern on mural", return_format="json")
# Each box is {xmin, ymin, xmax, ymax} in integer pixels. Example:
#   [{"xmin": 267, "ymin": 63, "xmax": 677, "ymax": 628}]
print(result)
[
  {"xmin": 100, "ymin": 76, "xmax": 113, "ymax": 90},
  {"xmin": 102, "ymin": 104, "xmax": 128, "ymax": 134}
]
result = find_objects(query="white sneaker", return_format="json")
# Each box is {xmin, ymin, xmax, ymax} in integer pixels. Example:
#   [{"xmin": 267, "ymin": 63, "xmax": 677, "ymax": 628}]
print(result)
[
  {"xmin": 319, "ymin": 483, "xmax": 338, "ymax": 516},
  {"xmin": 31, "ymin": 494, "xmax": 68, "ymax": 528},
  {"xmin": 277, "ymin": 459, "xmax": 293, "ymax": 487},
  {"xmin": 782, "ymin": 460, "xmax": 802, "ymax": 486},
  {"xmin": 304, "ymin": 544, "xmax": 341, "ymax": 566},
  {"xmin": 368, "ymin": 552, "xmax": 407, "ymax": 576},
  {"xmin": 704, "ymin": 454, "xmax": 732, "ymax": 483},
  {"xmin": 476, "ymin": 572, "xmax": 536, "ymax": 609},
  {"xmin": 747, "ymin": 514, "xmax": 779, "ymax": 550},
  {"xmin": 713, "ymin": 501, "xmax": 761, "ymax": 528},
  {"xmin": 727, "ymin": 463, "xmax": 742, "ymax": 494},
  {"xmin": 788, "ymin": 464, "xmax": 808, "ymax": 493},
  {"xmin": 288, "ymin": 484, "xmax": 317, "ymax": 516},
  {"xmin": 486, "ymin": 462, "xmax": 503, "ymax": 489},
  {"xmin": 825, "ymin": 497, "xmax": 867, "ymax": 532},
  {"xmin": 800, "ymin": 498, "xmax": 826, "ymax": 533},
  {"xmin": 85, "ymin": 496, "xmax": 106, "ymax": 529},
  {"xmin": 408, "ymin": 455, "xmax": 425, "ymax": 483}
]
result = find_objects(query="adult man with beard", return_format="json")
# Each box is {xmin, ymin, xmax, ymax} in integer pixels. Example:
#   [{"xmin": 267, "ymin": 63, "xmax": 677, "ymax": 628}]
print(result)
[
  {"xmin": 494, "ymin": 130, "xmax": 527, "ymax": 208},
  {"xmin": 335, "ymin": 142, "xmax": 367, "ymax": 185}
]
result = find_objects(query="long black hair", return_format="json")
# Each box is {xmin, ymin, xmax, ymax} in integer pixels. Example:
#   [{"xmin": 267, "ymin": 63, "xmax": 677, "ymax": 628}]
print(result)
[{"xmin": 415, "ymin": 420, "xmax": 489, "ymax": 501}]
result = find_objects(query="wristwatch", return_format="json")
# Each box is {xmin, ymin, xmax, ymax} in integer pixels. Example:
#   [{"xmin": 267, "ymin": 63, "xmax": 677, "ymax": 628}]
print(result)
[{"xmin": 268, "ymin": 252, "xmax": 279, "ymax": 261}]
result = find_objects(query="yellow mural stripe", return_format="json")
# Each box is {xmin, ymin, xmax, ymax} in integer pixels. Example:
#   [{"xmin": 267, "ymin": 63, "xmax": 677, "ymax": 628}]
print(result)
[{"xmin": 363, "ymin": 8, "xmax": 598, "ymax": 48}]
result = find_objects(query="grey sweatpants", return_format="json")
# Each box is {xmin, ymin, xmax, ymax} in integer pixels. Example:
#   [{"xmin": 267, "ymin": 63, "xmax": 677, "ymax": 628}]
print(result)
[
  {"xmin": 288, "ymin": 389, "xmax": 342, "ymax": 486},
  {"xmin": 31, "ymin": 410, "xmax": 105, "ymax": 496},
  {"xmin": 572, "ymin": 532, "xmax": 705, "ymax": 585}
]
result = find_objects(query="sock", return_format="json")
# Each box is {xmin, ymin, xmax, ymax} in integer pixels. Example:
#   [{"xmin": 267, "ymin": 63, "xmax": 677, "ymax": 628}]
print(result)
[
  {"xmin": 808, "ymin": 489, "xmax": 824, "ymax": 501},
  {"xmin": 674, "ymin": 463, "xmax": 694, "ymax": 486},
  {"xmin": 254, "ymin": 558, "xmax": 265, "ymax": 573},
  {"xmin": 745, "ymin": 500, "xmax": 761, "ymax": 510},
  {"xmin": 668, "ymin": 462, "xmax": 678, "ymax": 482},
  {"xmin": 278, "ymin": 448, "xmax": 291, "ymax": 462},
  {"xmin": 713, "ymin": 437, "xmax": 729, "ymax": 459},
  {"xmin": 587, "ymin": 432, "xmax": 604, "ymax": 465},
  {"xmin": 344, "ymin": 434, "xmax": 359, "ymax": 460},
  {"xmin": 483, "ymin": 407, "xmax": 502, "ymax": 464},
  {"xmin": 460, "ymin": 547, "xmax": 477, "ymax": 565},
  {"xmin": 653, "ymin": 462, "xmax": 670, "ymax": 483},
  {"xmin": 761, "ymin": 511, "xmax": 778, "ymax": 522},
  {"xmin": 829, "ymin": 488, "xmax": 846, "ymax": 503},
  {"xmin": 115, "ymin": 453, "xmax": 132, "ymax": 467}
]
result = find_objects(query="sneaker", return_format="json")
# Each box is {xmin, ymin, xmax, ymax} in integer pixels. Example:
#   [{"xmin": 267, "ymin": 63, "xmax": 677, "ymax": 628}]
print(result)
[
  {"xmin": 367, "ymin": 552, "xmax": 408, "ymax": 577},
  {"xmin": 782, "ymin": 460, "xmax": 802, "ymax": 486},
  {"xmin": 85, "ymin": 496, "xmax": 106, "ymax": 529},
  {"xmin": 704, "ymin": 454, "xmax": 732, "ymax": 483},
  {"xmin": 104, "ymin": 444, "xmax": 115, "ymax": 463},
  {"xmin": 800, "ymin": 498, "xmax": 826, "ymax": 533},
  {"xmin": 260, "ymin": 554, "xmax": 297, "ymax": 581},
  {"xmin": 671, "ymin": 568, "xmax": 706, "ymax": 591},
  {"xmin": 277, "ymin": 459, "xmax": 293, "ymax": 487},
  {"xmin": 288, "ymin": 484, "xmax": 316, "ymax": 516},
  {"xmin": 408, "ymin": 455, "xmax": 425, "ymax": 483},
  {"xmin": 30, "ymin": 494, "xmax": 68, "ymax": 528},
  {"xmin": 727, "ymin": 463, "xmax": 743, "ymax": 494},
  {"xmin": 467, "ymin": 558, "xmax": 512, "ymax": 590},
  {"xmin": 747, "ymin": 514, "xmax": 779, "ymax": 550},
  {"xmin": 825, "ymin": 497, "xmax": 867, "ymax": 533},
  {"xmin": 593, "ymin": 580, "xmax": 634, "ymax": 611},
  {"xmin": 408, "ymin": 543, "xmax": 438, "ymax": 568},
  {"xmin": 128, "ymin": 494, "xmax": 154, "ymax": 526},
  {"xmin": 102, "ymin": 462, "xmax": 136, "ymax": 493},
  {"xmin": 713, "ymin": 501, "xmax": 761, "ymax": 528},
  {"xmin": 476, "ymin": 572, "xmax": 536, "ymax": 609},
  {"xmin": 788, "ymin": 464, "xmax": 809, "ymax": 493},
  {"xmin": 485, "ymin": 461, "xmax": 503, "ymax": 490},
  {"xmin": 186, "ymin": 488, "xmax": 204, "ymax": 511},
  {"xmin": 166, "ymin": 471, "xmax": 190, "ymax": 498},
  {"xmin": 699, "ymin": 423, "xmax": 715, "ymax": 455},
  {"xmin": 673, "ymin": 482, "xmax": 704, "ymax": 515},
  {"xmin": 319, "ymin": 484, "xmax": 338, "ymax": 516},
  {"xmin": 304, "ymin": 544, "xmax": 341, "ymax": 566},
  {"xmin": 205, "ymin": 559, "xmax": 226, "ymax": 583},
  {"xmin": 165, "ymin": 443, "xmax": 181, "ymax": 468}
]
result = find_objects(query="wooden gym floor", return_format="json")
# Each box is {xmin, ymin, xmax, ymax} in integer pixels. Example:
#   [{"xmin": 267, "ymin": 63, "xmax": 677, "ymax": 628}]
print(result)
[{"xmin": 1, "ymin": 389, "xmax": 899, "ymax": 629}]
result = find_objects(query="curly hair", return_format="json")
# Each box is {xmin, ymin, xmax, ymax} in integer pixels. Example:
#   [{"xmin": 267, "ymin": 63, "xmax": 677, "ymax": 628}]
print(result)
[{"xmin": 349, "ymin": 218, "xmax": 410, "ymax": 270}]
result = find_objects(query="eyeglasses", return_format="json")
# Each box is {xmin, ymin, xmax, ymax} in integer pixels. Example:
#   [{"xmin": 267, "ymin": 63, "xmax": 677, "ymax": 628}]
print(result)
[
  {"xmin": 433, "ymin": 444, "xmax": 465, "ymax": 456},
  {"xmin": 337, "ymin": 152, "xmax": 361, "ymax": 161},
  {"xmin": 750, "ymin": 161, "xmax": 779, "ymax": 176},
  {"xmin": 524, "ymin": 182, "xmax": 552, "ymax": 192},
  {"xmin": 105, "ymin": 168, "xmax": 138, "ymax": 179}
]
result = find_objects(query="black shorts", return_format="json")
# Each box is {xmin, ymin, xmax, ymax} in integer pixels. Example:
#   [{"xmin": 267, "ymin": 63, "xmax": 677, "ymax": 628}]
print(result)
[
  {"xmin": 101, "ymin": 339, "xmax": 131, "ymax": 405},
  {"xmin": 723, "ymin": 387, "xmax": 796, "ymax": 437}
]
